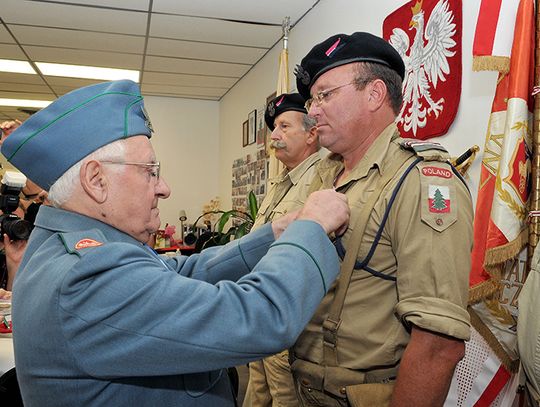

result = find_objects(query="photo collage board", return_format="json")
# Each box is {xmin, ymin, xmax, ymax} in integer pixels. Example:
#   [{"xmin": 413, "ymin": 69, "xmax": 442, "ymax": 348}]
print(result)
[{"xmin": 231, "ymin": 149, "xmax": 269, "ymax": 214}]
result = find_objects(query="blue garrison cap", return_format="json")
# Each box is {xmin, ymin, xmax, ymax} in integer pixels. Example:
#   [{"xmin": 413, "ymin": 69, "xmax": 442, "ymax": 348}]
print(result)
[{"xmin": 1, "ymin": 80, "xmax": 153, "ymax": 189}]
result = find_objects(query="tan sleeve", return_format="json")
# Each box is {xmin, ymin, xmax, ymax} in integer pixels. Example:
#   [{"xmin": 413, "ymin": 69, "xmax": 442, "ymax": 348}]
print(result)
[{"xmin": 389, "ymin": 161, "xmax": 473, "ymax": 340}]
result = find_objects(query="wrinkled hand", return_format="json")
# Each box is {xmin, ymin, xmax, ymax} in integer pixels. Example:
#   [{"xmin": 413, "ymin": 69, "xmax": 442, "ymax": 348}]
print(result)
[
  {"xmin": 271, "ymin": 209, "xmax": 300, "ymax": 239},
  {"xmin": 4, "ymin": 234, "xmax": 27, "ymax": 277},
  {"xmin": 298, "ymin": 189, "xmax": 349, "ymax": 235}
]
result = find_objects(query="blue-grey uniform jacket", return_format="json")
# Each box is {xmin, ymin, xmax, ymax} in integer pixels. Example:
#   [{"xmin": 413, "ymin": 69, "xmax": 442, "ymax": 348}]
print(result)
[{"xmin": 12, "ymin": 205, "xmax": 339, "ymax": 406}]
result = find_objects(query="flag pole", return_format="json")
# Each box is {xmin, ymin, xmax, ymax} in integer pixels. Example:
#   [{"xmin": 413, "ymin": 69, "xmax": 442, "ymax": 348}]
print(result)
[
  {"xmin": 268, "ymin": 16, "xmax": 291, "ymax": 180},
  {"xmin": 527, "ymin": 0, "xmax": 540, "ymax": 276}
]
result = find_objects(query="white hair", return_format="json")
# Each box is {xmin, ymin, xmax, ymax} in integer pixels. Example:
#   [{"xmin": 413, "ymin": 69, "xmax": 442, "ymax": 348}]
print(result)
[
  {"xmin": 48, "ymin": 139, "xmax": 127, "ymax": 207},
  {"xmin": 302, "ymin": 114, "xmax": 317, "ymax": 131}
]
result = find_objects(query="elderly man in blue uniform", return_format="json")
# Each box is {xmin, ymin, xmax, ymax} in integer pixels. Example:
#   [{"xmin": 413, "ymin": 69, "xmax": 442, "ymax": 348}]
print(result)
[
  {"xmin": 1, "ymin": 80, "xmax": 350, "ymax": 407},
  {"xmin": 290, "ymin": 33, "xmax": 473, "ymax": 406},
  {"xmin": 244, "ymin": 93, "xmax": 320, "ymax": 407}
]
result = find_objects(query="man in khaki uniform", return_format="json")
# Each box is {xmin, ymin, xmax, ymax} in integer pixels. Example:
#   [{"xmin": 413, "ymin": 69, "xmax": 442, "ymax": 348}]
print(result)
[
  {"xmin": 290, "ymin": 32, "xmax": 473, "ymax": 407},
  {"xmin": 244, "ymin": 93, "xmax": 320, "ymax": 407}
]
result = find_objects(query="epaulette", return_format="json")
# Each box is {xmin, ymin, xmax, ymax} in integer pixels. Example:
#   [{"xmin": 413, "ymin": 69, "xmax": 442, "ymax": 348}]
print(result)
[
  {"xmin": 59, "ymin": 228, "xmax": 108, "ymax": 257},
  {"xmin": 399, "ymin": 138, "xmax": 450, "ymax": 161}
]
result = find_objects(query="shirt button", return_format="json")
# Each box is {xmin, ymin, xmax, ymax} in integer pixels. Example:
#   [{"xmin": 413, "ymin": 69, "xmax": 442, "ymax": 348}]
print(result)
[
  {"xmin": 436, "ymin": 218, "xmax": 443, "ymax": 226},
  {"xmin": 340, "ymin": 387, "xmax": 347, "ymax": 394}
]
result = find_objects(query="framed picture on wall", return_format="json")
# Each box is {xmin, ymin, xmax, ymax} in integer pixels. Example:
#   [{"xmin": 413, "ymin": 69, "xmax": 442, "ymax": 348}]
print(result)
[
  {"xmin": 242, "ymin": 120, "xmax": 249, "ymax": 147},
  {"xmin": 256, "ymin": 105, "xmax": 266, "ymax": 149},
  {"xmin": 248, "ymin": 109, "xmax": 256, "ymax": 145}
]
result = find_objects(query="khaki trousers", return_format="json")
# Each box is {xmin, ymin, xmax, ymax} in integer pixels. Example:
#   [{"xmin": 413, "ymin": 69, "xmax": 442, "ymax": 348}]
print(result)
[{"xmin": 243, "ymin": 350, "xmax": 299, "ymax": 407}]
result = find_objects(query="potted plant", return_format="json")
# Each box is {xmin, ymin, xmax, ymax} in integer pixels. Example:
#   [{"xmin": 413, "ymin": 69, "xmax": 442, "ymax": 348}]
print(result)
[{"xmin": 187, "ymin": 191, "xmax": 259, "ymax": 252}]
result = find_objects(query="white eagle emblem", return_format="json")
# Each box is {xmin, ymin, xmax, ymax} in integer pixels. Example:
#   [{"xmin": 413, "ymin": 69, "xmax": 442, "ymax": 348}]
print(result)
[{"xmin": 389, "ymin": 0, "xmax": 457, "ymax": 136}]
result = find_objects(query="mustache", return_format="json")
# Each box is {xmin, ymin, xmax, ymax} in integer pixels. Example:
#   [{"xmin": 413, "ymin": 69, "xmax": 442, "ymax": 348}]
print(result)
[{"xmin": 270, "ymin": 140, "xmax": 287, "ymax": 150}]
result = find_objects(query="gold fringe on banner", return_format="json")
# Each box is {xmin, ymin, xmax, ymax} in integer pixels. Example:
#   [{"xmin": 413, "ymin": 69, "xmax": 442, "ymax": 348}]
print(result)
[
  {"xmin": 469, "ymin": 228, "xmax": 528, "ymax": 303},
  {"xmin": 484, "ymin": 228, "xmax": 528, "ymax": 265},
  {"xmin": 473, "ymin": 55, "xmax": 511, "ymax": 73},
  {"xmin": 469, "ymin": 306, "xmax": 520, "ymax": 373},
  {"xmin": 468, "ymin": 272, "xmax": 501, "ymax": 304}
]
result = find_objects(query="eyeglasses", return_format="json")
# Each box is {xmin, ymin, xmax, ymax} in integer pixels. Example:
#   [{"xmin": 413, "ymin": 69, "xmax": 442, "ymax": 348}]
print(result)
[
  {"xmin": 305, "ymin": 81, "xmax": 357, "ymax": 110},
  {"xmin": 101, "ymin": 161, "xmax": 160, "ymax": 179}
]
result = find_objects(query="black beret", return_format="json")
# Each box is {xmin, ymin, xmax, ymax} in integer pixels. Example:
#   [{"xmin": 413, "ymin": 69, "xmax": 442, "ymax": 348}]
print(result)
[
  {"xmin": 264, "ymin": 93, "xmax": 307, "ymax": 131},
  {"xmin": 295, "ymin": 32, "xmax": 405, "ymax": 99}
]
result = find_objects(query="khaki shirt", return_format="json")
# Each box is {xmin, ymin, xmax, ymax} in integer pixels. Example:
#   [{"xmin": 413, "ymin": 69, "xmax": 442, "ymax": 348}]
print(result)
[
  {"xmin": 252, "ymin": 152, "xmax": 321, "ymax": 230},
  {"xmin": 294, "ymin": 124, "xmax": 473, "ymax": 370}
]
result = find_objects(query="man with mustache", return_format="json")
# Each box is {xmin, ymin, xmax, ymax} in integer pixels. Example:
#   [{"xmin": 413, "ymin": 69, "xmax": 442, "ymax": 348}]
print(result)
[{"xmin": 244, "ymin": 92, "xmax": 321, "ymax": 407}]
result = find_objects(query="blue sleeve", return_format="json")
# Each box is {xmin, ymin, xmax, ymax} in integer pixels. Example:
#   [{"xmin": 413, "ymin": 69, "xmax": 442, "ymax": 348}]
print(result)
[
  {"xmin": 59, "ymin": 220, "xmax": 339, "ymax": 378},
  {"xmin": 163, "ymin": 223, "xmax": 275, "ymax": 283}
]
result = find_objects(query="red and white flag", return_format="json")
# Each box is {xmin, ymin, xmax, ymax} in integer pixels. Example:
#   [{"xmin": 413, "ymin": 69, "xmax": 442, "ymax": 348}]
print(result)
[
  {"xmin": 472, "ymin": 0, "xmax": 520, "ymax": 73},
  {"xmin": 454, "ymin": 1, "xmax": 535, "ymax": 405},
  {"xmin": 469, "ymin": 0, "xmax": 534, "ymax": 309}
]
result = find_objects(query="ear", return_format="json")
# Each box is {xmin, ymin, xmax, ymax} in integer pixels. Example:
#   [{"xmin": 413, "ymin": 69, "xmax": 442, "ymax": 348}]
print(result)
[
  {"xmin": 80, "ymin": 160, "xmax": 108, "ymax": 203},
  {"xmin": 306, "ymin": 126, "xmax": 318, "ymax": 145},
  {"xmin": 366, "ymin": 79, "xmax": 387, "ymax": 112}
]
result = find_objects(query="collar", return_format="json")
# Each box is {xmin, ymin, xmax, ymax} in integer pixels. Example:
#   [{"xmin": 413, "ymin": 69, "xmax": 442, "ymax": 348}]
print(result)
[
  {"xmin": 319, "ymin": 123, "xmax": 399, "ymax": 186},
  {"xmin": 271, "ymin": 152, "xmax": 321, "ymax": 185},
  {"xmin": 34, "ymin": 205, "xmax": 143, "ymax": 246}
]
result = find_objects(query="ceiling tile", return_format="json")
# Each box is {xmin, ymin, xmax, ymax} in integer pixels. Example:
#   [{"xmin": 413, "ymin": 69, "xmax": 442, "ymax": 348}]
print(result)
[
  {"xmin": 0, "ymin": 72, "xmax": 47, "ymax": 85},
  {"xmin": 0, "ymin": 91, "xmax": 54, "ymax": 100},
  {"xmin": 152, "ymin": 0, "xmax": 317, "ymax": 25},
  {"xmin": 0, "ymin": 82, "xmax": 51, "ymax": 94},
  {"xmin": 2, "ymin": 0, "xmax": 147, "ymax": 35},
  {"xmin": 141, "ymin": 84, "xmax": 227, "ymax": 97},
  {"xmin": 145, "ymin": 56, "xmax": 248, "ymax": 77},
  {"xmin": 0, "ymin": 44, "xmax": 29, "ymax": 60},
  {"xmin": 33, "ymin": 0, "xmax": 151, "ymax": 11},
  {"xmin": 9, "ymin": 25, "xmax": 146, "ymax": 54},
  {"xmin": 143, "ymin": 72, "xmax": 237, "ymax": 88},
  {"xmin": 146, "ymin": 38, "xmax": 266, "ymax": 64},
  {"xmin": 25, "ymin": 46, "xmax": 143, "ymax": 70},
  {"xmin": 150, "ymin": 14, "xmax": 281, "ymax": 48},
  {"xmin": 0, "ymin": 25, "xmax": 16, "ymax": 44},
  {"xmin": 0, "ymin": 0, "xmax": 319, "ymax": 102},
  {"xmin": 45, "ymin": 77, "xmax": 104, "ymax": 88}
]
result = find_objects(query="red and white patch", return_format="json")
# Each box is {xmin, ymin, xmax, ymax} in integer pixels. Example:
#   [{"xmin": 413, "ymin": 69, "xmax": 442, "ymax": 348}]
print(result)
[
  {"xmin": 422, "ymin": 166, "xmax": 453, "ymax": 179},
  {"xmin": 325, "ymin": 37, "xmax": 341, "ymax": 56},
  {"xmin": 75, "ymin": 238, "xmax": 103, "ymax": 250},
  {"xmin": 428, "ymin": 185, "xmax": 451, "ymax": 213},
  {"xmin": 275, "ymin": 95, "xmax": 285, "ymax": 107}
]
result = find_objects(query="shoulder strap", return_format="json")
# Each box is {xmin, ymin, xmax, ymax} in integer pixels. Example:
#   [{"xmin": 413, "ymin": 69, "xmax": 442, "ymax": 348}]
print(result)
[{"xmin": 322, "ymin": 153, "xmax": 421, "ymax": 366}]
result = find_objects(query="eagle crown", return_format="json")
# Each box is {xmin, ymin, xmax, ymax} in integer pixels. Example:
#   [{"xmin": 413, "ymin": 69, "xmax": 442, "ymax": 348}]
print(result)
[{"xmin": 411, "ymin": 0, "xmax": 423, "ymax": 15}]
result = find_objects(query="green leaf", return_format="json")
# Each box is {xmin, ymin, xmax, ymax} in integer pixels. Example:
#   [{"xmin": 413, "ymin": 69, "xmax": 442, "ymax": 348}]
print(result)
[
  {"xmin": 248, "ymin": 191, "xmax": 258, "ymax": 221},
  {"xmin": 234, "ymin": 223, "xmax": 250, "ymax": 239},
  {"xmin": 217, "ymin": 211, "xmax": 234, "ymax": 233}
]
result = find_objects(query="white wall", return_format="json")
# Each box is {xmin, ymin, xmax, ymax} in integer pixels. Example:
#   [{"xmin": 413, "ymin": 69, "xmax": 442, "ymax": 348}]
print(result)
[
  {"xmin": 144, "ymin": 96, "xmax": 220, "ymax": 231},
  {"xmin": 218, "ymin": 0, "xmax": 498, "ymax": 208}
]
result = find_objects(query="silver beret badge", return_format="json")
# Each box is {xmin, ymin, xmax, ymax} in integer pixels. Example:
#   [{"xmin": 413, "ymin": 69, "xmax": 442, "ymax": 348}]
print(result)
[
  {"xmin": 294, "ymin": 64, "xmax": 310, "ymax": 85},
  {"xmin": 268, "ymin": 102, "xmax": 275, "ymax": 117}
]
